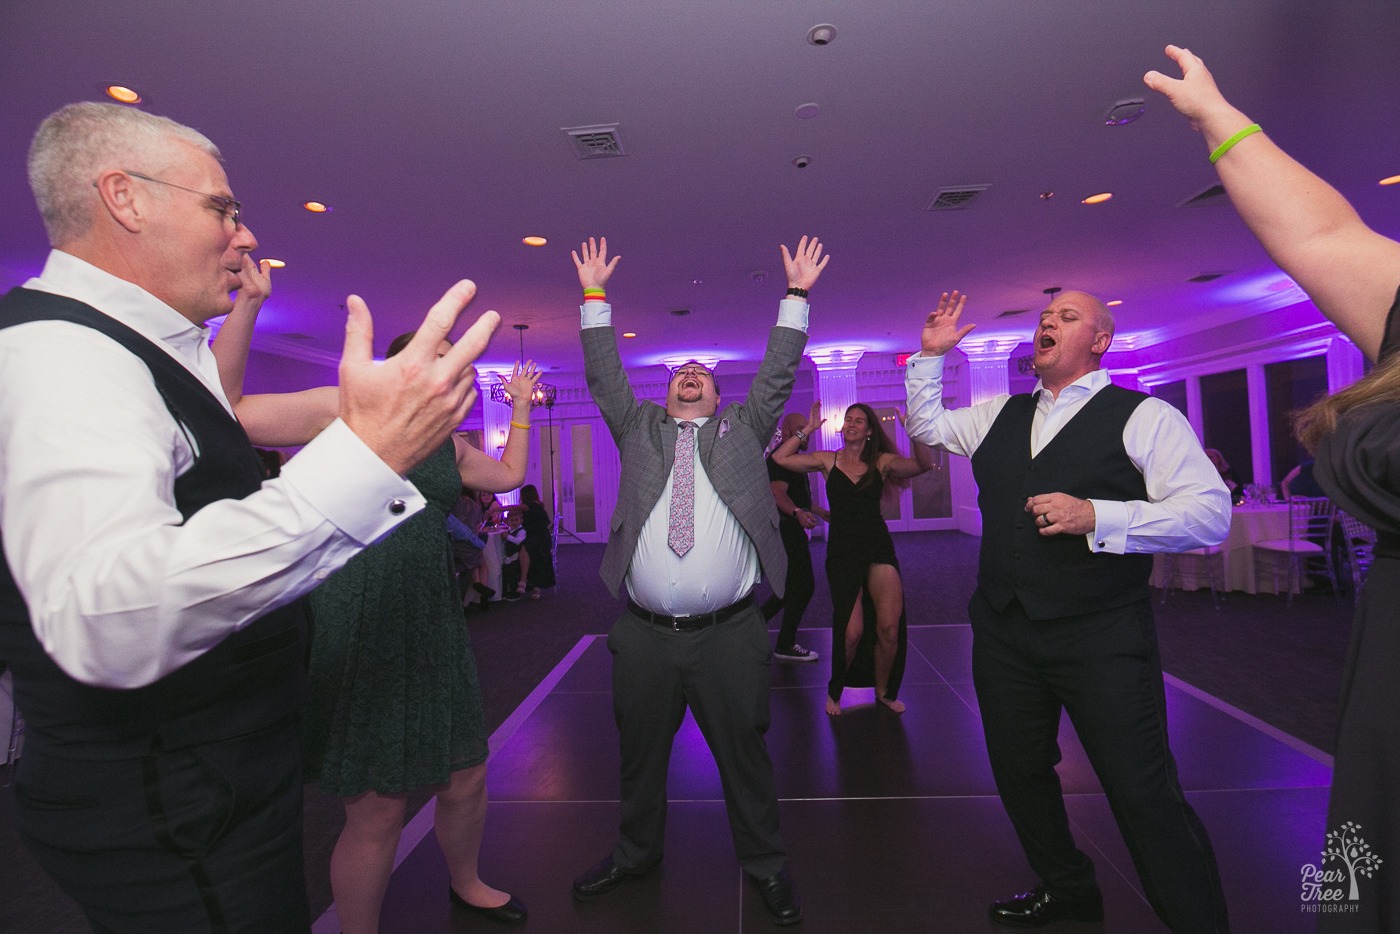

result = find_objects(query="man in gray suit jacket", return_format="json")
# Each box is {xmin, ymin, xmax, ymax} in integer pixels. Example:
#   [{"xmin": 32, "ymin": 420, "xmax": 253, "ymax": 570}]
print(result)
[{"xmin": 569, "ymin": 236, "xmax": 828, "ymax": 926}]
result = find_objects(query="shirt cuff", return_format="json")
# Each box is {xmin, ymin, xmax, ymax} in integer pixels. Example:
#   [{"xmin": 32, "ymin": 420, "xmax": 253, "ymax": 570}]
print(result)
[
  {"xmin": 580, "ymin": 301, "xmax": 611, "ymax": 329},
  {"xmin": 1087, "ymin": 498, "xmax": 1127, "ymax": 553},
  {"xmin": 278, "ymin": 418, "xmax": 426, "ymax": 544},
  {"xmin": 905, "ymin": 352, "xmax": 945, "ymax": 379},
  {"xmin": 777, "ymin": 298, "xmax": 809, "ymax": 332}
]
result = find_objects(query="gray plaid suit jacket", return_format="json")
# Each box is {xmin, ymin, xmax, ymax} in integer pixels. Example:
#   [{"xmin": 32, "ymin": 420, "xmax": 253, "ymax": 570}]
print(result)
[{"xmin": 582, "ymin": 323, "xmax": 807, "ymax": 601}]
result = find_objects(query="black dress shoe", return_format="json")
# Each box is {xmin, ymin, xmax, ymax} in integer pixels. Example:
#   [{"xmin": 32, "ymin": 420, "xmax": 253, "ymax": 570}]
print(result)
[
  {"xmin": 751, "ymin": 869, "xmax": 802, "ymax": 926},
  {"xmin": 448, "ymin": 886, "xmax": 527, "ymax": 924},
  {"xmin": 571, "ymin": 855, "xmax": 657, "ymax": 901},
  {"xmin": 989, "ymin": 885, "xmax": 1103, "ymax": 927}
]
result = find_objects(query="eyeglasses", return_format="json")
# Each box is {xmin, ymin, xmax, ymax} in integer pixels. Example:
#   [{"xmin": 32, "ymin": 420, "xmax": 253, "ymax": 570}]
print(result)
[
  {"xmin": 673, "ymin": 366, "xmax": 713, "ymax": 380},
  {"xmin": 122, "ymin": 170, "xmax": 242, "ymax": 228}
]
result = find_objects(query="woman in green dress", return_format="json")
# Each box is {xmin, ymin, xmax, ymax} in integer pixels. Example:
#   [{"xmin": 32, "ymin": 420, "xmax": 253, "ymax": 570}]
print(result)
[{"xmin": 213, "ymin": 266, "xmax": 539, "ymax": 932}]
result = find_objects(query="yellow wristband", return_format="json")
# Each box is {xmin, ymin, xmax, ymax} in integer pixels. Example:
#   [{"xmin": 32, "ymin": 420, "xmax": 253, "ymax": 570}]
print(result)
[
  {"xmin": 1209, "ymin": 123, "xmax": 1261, "ymax": 164},
  {"xmin": 510, "ymin": 420, "xmax": 531, "ymax": 430}
]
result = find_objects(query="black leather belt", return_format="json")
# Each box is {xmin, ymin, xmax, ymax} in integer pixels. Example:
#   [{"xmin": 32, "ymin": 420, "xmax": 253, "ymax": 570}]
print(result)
[{"xmin": 627, "ymin": 595, "xmax": 754, "ymax": 632}]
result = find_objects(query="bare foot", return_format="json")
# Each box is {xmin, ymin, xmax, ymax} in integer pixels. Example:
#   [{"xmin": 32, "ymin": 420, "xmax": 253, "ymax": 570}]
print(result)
[
  {"xmin": 878, "ymin": 695, "xmax": 907, "ymax": 714},
  {"xmin": 825, "ymin": 696, "xmax": 841, "ymax": 716}
]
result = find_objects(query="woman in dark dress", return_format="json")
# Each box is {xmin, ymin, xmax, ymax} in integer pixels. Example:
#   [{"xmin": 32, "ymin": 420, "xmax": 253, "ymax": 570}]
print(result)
[
  {"xmin": 773, "ymin": 402, "xmax": 932, "ymax": 714},
  {"xmin": 1151, "ymin": 45, "xmax": 1400, "ymax": 930},
  {"xmin": 213, "ymin": 297, "xmax": 541, "ymax": 932},
  {"xmin": 518, "ymin": 483, "xmax": 555, "ymax": 596}
]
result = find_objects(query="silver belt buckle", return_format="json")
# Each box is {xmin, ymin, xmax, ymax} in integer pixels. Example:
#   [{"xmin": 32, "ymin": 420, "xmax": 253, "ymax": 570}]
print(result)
[{"xmin": 672, "ymin": 614, "xmax": 692, "ymax": 631}]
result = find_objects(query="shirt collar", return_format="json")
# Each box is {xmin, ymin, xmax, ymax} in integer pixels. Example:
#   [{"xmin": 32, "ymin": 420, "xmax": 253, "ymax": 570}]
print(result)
[
  {"xmin": 24, "ymin": 249, "xmax": 214, "ymax": 354},
  {"xmin": 1033, "ymin": 367, "xmax": 1110, "ymax": 403}
]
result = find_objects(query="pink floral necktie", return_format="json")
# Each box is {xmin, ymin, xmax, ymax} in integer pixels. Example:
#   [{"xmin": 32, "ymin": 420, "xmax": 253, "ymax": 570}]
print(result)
[{"xmin": 668, "ymin": 421, "xmax": 698, "ymax": 556}]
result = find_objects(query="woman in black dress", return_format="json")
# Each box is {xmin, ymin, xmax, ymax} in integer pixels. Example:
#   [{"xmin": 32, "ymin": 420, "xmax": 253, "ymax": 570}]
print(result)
[
  {"xmin": 518, "ymin": 483, "xmax": 556, "ymax": 597},
  {"xmin": 773, "ymin": 402, "xmax": 932, "ymax": 714},
  {"xmin": 1151, "ymin": 45, "xmax": 1400, "ymax": 930}
]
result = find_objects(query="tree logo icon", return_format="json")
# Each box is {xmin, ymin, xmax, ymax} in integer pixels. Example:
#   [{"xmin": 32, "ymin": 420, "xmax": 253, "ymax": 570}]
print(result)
[{"xmin": 1301, "ymin": 822, "xmax": 1383, "ymax": 911}]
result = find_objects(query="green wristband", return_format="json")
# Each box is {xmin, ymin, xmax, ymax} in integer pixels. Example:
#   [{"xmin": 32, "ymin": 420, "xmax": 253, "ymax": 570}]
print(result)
[{"xmin": 1209, "ymin": 123, "xmax": 1261, "ymax": 165}]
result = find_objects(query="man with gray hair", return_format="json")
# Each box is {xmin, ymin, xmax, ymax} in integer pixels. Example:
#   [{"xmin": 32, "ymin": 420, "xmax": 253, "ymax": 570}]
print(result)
[
  {"xmin": 904, "ymin": 289, "xmax": 1232, "ymax": 932},
  {"xmin": 0, "ymin": 101, "xmax": 498, "ymax": 932}
]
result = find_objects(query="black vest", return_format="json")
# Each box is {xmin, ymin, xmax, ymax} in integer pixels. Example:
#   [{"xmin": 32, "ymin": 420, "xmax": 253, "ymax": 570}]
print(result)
[
  {"xmin": 971, "ymin": 383, "xmax": 1152, "ymax": 620},
  {"xmin": 0, "ymin": 288, "xmax": 307, "ymax": 759}
]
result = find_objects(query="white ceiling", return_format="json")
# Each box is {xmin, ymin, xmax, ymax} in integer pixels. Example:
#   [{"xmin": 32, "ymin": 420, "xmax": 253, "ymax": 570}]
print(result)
[{"xmin": 3, "ymin": 0, "xmax": 1398, "ymax": 375}]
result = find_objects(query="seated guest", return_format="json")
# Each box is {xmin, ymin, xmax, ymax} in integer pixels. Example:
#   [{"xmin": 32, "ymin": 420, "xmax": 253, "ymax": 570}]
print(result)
[
  {"xmin": 1281, "ymin": 460, "xmax": 1324, "ymax": 500},
  {"xmin": 1205, "ymin": 448, "xmax": 1245, "ymax": 504}
]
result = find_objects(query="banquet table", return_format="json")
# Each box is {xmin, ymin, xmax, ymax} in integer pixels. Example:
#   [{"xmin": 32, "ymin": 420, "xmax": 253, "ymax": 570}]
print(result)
[
  {"xmin": 479, "ymin": 527, "xmax": 507, "ymax": 599},
  {"xmin": 1151, "ymin": 503, "xmax": 1293, "ymax": 595}
]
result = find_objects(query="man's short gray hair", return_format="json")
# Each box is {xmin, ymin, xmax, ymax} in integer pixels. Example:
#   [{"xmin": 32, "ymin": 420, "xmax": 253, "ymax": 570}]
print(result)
[{"xmin": 27, "ymin": 102, "xmax": 221, "ymax": 246}]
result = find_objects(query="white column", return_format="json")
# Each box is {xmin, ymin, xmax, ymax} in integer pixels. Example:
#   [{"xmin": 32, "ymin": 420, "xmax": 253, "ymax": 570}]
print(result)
[
  {"xmin": 1326, "ymin": 334, "xmax": 1365, "ymax": 391},
  {"xmin": 807, "ymin": 348, "xmax": 865, "ymax": 539},
  {"xmin": 948, "ymin": 340, "xmax": 1018, "ymax": 535},
  {"xmin": 958, "ymin": 339, "xmax": 1018, "ymax": 404}
]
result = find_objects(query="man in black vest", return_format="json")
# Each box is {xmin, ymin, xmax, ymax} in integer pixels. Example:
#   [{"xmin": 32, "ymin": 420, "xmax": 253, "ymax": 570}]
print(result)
[
  {"xmin": 904, "ymin": 290, "xmax": 1232, "ymax": 932},
  {"xmin": 0, "ymin": 101, "xmax": 498, "ymax": 932}
]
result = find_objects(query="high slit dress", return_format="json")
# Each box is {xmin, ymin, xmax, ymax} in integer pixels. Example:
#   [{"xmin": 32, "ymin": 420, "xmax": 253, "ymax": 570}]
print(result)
[{"xmin": 824, "ymin": 466, "xmax": 908, "ymax": 703}]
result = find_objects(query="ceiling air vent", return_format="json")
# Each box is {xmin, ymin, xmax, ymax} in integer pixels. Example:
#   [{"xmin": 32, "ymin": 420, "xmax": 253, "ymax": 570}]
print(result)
[
  {"xmin": 563, "ymin": 124, "xmax": 625, "ymax": 160},
  {"xmin": 997, "ymin": 308, "xmax": 1030, "ymax": 318},
  {"xmin": 1187, "ymin": 271, "xmax": 1228, "ymax": 283},
  {"xmin": 926, "ymin": 184, "xmax": 990, "ymax": 212},
  {"xmin": 1178, "ymin": 183, "xmax": 1228, "ymax": 208}
]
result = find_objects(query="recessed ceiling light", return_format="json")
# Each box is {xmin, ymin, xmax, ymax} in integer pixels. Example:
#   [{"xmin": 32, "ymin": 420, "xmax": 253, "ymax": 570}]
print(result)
[
  {"xmin": 1081, "ymin": 192, "xmax": 1113, "ymax": 205},
  {"xmin": 806, "ymin": 23, "xmax": 837, "ymax": 46},
  {"xmin": 103, "ymin": 84, "xmax": 142, "ymax": 104},
  {"xmin": 522, "ymin": 236, "xmax": 547, "ymax": 247},
  {"xmin": 264, "ymin": 258, "xmax": 286, "ymax": 269},
  {"xmin": 794, "ymin": 102, "xmax": 821, "ymax": 120},
  {"xmin": 1380, "ymin": 174, "xmax": 1400, "ymax": 186},
  {"xmin": 1106, "ymin": 299, "xmax": 1123, "ymax": 306},
  {"xmin": 1103, "ymin": 99, "xmax": 1146, "ymax": 126},
  {"xmin": 1039, "ymin": 191, "xmax": 1055, "ymax": 200},
  {"xmin": 622, "ymin": 332, "xmax": 637, "ymax": 339},
  {"xmin": 302, "ymin": 201, "xmax": 330, "ymax": 213}
]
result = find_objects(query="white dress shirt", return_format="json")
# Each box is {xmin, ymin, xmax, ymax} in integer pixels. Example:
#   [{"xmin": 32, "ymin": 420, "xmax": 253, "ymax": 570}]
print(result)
[
  {"xmin": 0, "ymin": 250, "xmax": 424, "ymax": 688},
  {"xmin": 903, "ymin": 352, "xmax": 1231, "ymax": 553},
  {"xmin": 581, "ymin": 299, "xmax": 809, "ymax": 614}
]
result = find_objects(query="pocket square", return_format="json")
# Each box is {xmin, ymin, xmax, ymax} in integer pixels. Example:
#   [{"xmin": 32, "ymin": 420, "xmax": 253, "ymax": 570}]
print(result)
[{"xmin": 717, "ymin": 418, "xmax": 731, "ymax": 439}]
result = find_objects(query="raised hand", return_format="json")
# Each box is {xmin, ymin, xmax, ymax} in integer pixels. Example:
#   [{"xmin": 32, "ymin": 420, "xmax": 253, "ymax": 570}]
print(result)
[
  {"xmin": 780, "ymin": 236, "xmax": 830, "ymax": 292},
  {"xmin": 1143, "ymin": 45, "xmax": 1241, "ymax": 136},
  {"xmin": 499, "ymin": 360, "xmax": 542, "ymax": 405},
  {"xmin": 920, "ymin": 291, "xmax": 975, "ymax": 356},
  {"xmin": 338, "ymin": 280, "xmax": 500, "ymax": 475},
  {"xmin": 572, "ymin": 237, "xmax": 621, "ymax": 291},
  {"xmin": 803, "ymin": 401, "xmax": 826, "ymax": 436}
]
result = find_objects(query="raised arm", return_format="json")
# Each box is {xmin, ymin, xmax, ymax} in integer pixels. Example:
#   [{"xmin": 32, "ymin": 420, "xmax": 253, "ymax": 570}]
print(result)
[
  {"xmin": 211, "ymin": 253, "xmax": 271, "ymax": 406},
  {"xmin": 1145, "ymin": 44, "xmax": 1400, "ymax": 361},
  {"xmin": 574, "ymin": 237, "xmax": 640, "ymax": 439},
  {"xmin": 454, "ymin": 360, "xmax": 540, "ymax": 493},
  {"xmin": 882, "ymin": 410, "xmax": 936, "ymax": 480},
  {"xmin": 740, "ymin": 237, "xmax": 828, "ymax": 437},
  {"xmin": 210, "ymin": 253, "xmax": 339, "ymax": 447},
  {"xmin": 771, "ymin": 401, "xmax": 828, "ymax": 474}
]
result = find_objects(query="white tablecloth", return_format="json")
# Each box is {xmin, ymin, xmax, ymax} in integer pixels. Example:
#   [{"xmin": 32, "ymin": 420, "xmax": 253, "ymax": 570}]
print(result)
[{"xmin": 1151, "ymin": 504, "xmax": 1292, "ymax": 595}]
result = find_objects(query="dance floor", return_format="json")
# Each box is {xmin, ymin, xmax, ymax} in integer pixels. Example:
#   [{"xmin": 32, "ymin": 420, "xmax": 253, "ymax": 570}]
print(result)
[{"xmin": 314, "ymin": 622, "xmax": 1333, "ymax": 934}]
